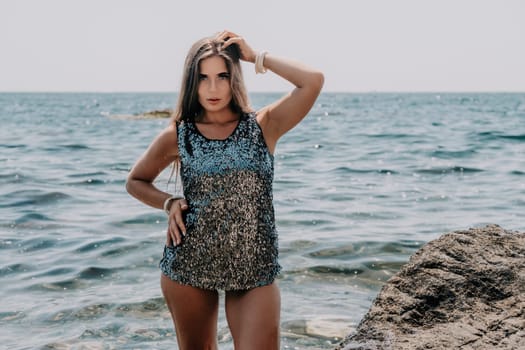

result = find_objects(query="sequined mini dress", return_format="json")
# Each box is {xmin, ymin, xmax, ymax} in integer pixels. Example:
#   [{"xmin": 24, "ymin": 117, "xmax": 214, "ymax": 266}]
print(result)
[{"xmin": 159, "ymin": 112, "xmax": 281, "ymax": 291}]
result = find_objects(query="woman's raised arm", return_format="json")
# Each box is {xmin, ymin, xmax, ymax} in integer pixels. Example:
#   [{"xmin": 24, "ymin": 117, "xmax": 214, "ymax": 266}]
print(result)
[
  {"xmin": 255, "ymin": 53, "xmax": 324, "ymax": 152},
  {"xmin": 220, "ymin": 30, "xmax": 324, "ymax": 153}
]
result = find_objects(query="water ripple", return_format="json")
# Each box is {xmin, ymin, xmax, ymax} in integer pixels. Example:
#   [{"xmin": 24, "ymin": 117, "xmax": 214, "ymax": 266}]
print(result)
[
  {"xmin": 34, "ymin": 278, "xmax": 86, "ymax": 291},
  {"xmin": 1, "ymin": 191, "xmax": 71, "ymax": 208},
  {"xmin": 431, "ymin": 148, "xmax": 477, "ymax": 159},
  {"xmin": 78, "ymin": 266, "xmax": 115, "ymax": 279},
  {"xmin": 19, "ymin": 237, "xmax": 60, "ymax": 252},
  {"xmin": 0, "ymin": 144, "xmax": 27, "ymax": 149},
  {"xmin": 42, "ymin": 144, "xmax": 91, "ymax": 151},
  {"xmin": 414, "ymin": 166, "xmax": 484, "ymax": 174},
  {"xmin": 0, "ymin": 263, "xmax": 34, "ymax": 276},
  {"xmin": 75, "ymin": 237, "xmax": 127, "ymax": 253}
]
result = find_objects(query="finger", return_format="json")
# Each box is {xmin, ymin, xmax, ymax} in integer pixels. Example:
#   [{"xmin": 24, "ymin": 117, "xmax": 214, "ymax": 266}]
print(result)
[
  {"xmin": 166, "ymin": 228, "xmax": 173, "ymax": 247},
  {"xmin": 216, "ymin": 30, "xmax": 229, "ymax": 40},
  {"xmin": 222, "ymin": 36, "xmax": 242, "ymax": 49},
  {"xmin": 217, "ymin": 30, "xmax": 242, "ymax": 46},
  {"xmin": 179, "ymin": 198, "xmax": 189, "ymax": 211},
  {"xmin": 174, "ymin": 208, "xmax": 187, "ymax": 236},
  {"xmin": 218, "ymin": 30, "xmax": 238, "ymax": 40},
  {"xmin": 170, "ymin": 199, "xmax": 187, "ymax": 234},
  {"xmin": 225, "ymin": 30, "xmax": 239, "ymax": 38},
  {"xmin": 169, "ymin": 219, "xmax": 182, "ymax": 245},
  {"xmin": 215, "ymin": 31, "xmax": 229, "ymax": 44}
]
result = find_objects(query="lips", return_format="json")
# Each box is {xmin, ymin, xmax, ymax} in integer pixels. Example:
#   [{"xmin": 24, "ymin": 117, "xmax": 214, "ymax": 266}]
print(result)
[{"xmin": 207, "ymin": 98, "xmax": 221, "ymax": 104}]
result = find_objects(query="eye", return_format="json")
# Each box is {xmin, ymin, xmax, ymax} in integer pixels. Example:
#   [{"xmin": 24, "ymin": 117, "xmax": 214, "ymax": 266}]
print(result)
[
  {"xmin": 198, "ymin": 74, "xmax": 208, "ymax": 81},
  {"xmin": 218, "ymin": 73, "xmax": 230, "ymax": 80}
]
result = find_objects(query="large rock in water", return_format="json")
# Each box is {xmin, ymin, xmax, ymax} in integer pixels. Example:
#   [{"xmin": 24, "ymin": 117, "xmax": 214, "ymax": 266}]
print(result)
[{"xmin": 336, "ymin": 224, "xmax": 525, "ymax": 350}]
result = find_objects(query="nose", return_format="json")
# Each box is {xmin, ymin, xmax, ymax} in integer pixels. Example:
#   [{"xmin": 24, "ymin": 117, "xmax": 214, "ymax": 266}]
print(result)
[{"xmin": 208, "ymin": 78, "xmax": 217, "ymax": 92}]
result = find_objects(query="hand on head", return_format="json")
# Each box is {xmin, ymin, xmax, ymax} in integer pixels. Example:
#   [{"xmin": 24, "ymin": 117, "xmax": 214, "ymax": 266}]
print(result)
[{"xmin": 216, "ymin": 30, "xmax": 257, "ymax": 63}]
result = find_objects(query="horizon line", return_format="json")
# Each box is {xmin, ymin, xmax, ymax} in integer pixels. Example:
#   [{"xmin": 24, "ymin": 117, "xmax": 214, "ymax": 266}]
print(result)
[{"xmin": 1, "ymin": 90, "xmax": 524, "ymax": 94}]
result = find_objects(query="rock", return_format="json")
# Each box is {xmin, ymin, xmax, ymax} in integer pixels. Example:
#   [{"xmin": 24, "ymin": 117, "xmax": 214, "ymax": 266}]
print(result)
[
  {"xmin": 336, "ymin": 224, "xmax": 525, "ymax": 350},
  {"xmin": 139, "ymin": 109, "xmax": 173, "ymax": 119},
  {"xmin": 110, "ymin": 108, "xmax": 173, "ymax": 120}
]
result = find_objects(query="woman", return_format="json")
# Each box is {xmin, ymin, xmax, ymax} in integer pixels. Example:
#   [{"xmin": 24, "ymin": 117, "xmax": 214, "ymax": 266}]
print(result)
[{"xmin": 126, "ymin": 30, "xmax": 323, "ymax": 349}]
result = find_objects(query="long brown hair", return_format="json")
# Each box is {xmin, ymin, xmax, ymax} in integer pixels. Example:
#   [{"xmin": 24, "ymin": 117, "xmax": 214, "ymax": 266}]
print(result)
[{"xmin": 172, "ymin": 35, "xmax": 252, "ymax": 123}]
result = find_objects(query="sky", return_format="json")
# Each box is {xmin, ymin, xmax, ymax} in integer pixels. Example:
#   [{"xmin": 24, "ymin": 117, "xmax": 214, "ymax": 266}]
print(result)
[{"xmin": 1, "ymin": 0, "xmax": 524, "ymax": 92}]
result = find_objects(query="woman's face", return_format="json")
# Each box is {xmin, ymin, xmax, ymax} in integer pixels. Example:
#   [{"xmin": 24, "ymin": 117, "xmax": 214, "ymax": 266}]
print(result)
[{"xmin": 197, "ymin": 55, "xmax": 232, "ymax": 115}]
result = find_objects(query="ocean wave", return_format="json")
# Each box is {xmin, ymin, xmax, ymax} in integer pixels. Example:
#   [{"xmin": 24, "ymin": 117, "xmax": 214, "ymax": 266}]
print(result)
[
  {"xmin": 329, "ymin": 166, "xmax": 398, "ymax": 175},
  {"xmin": 19, "ymin": 236, "xmax": 60, "ymax": 252},
  {"xmin": 430, "ymin": 148, "xmax": 477, "ymax": 159},
  {"xmin": 63, "ymin": 178, "xmax": 108, "ymax": 186},
  {"xmin": 78, "ymin": 266, "xmax": 116, "ymax": 279},
  {"xmin": 31, "ymin": 267, "xmax": 75, "ymax": 278},
  {"xmin": 20, "ymin": 265, "xmax": 121, "ymax": 294},
  {"xmin": 498, "ymin": 134, "xmax": 525, "ymax": 141},
  {"xmin": 100, "ymin": 244, "xmax": 142, "ymax": 257},
  {"xmin": 42, "ymin": 143, "xmax": 91, "ymax": 152},
  {"xmin": 0, "ymin": 172, "xmax": 27, "ymax": 183},
  {"xmin": 1, "ymin": 191, "xmax": 72, "ymax": 208},
  {"xmin": 0, "ymin": 263, "xmax": 34, "ymax": 276},
  {"xmin": 306, "ymin": 241, "xmax": 421, "ymax": 260},
  {"xmin": 32, "ymin": 278, "xmax": 86, "ymax": 292},
  {"xmin": 67, "ymin": 171, "xmax": 108, "ymax": 178},
  {"xmin": 282, "ymin": 318, "xmax": 351, "ymax": 341},
  {"xmin": 111, "ymin": 163, "xmax": 133, "ymax": 172},
  {"xmin": 75, "ymin": 237, "xmax": 127, "ymax": 253},
  {"xmin": 0, "ymin": 238, "xmax": 21, "ymax": 249},
  {"xmin": 414, "ymin": 166, "xmax": 484, "ymax": 174},
  {"xmin": 367, "ymin": 133, "xmax": 417, "ymax": 139},
  {"xmin": 285, "ymin": 263, "xmax": 399, "ymax": 286},
  {"xmin": 0, "ymin": 311, "xmax": 26, "ymax": 323},
  {"xmin": 45, "ymin": 297, "xmax": 166, "ymax": 324},
  {"xmin": 473, "ymin": 131, "xmax": 525, "ymax": 142},
  {"xmin": 115, "ymin": 213, "xmax": 165, "ymax": 226},
  {"xmin": 307, "ymin": 265, "xmax": 365, "ymax": 276},
  {"xmin": 16, "ymin": 212, "xmax": 54, "ymax": 222},
  {"xmin": 0, "ymin": 144, "xmax": 26, "ymax": 149}
]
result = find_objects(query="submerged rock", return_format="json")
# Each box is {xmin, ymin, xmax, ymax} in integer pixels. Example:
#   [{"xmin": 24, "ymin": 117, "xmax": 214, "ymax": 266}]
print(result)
[
  {"xmin": 336, "ymin": 224, "xmax": 525, "ymax": 350},
  {"xmin": 110, "ymin": 108, "xmax": 173, "ymax": 120}
]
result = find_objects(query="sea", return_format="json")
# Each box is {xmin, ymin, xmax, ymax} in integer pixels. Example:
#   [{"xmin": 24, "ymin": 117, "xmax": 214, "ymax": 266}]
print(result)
[{"xmin": 1, "ymin": 92, "xmax": 524, "ymax": 350}]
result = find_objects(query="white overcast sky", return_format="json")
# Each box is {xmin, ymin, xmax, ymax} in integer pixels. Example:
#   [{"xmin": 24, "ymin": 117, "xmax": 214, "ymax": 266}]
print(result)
[{"xmin": 1, "ymin": 0, "xmax": 524, "ymax": 92}]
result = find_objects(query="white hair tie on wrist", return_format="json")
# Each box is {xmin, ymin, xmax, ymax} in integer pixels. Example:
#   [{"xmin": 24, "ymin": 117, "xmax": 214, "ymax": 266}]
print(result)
[{"xmin": 255, "ymin": 51, "xmax": 268, "ymax": 74}]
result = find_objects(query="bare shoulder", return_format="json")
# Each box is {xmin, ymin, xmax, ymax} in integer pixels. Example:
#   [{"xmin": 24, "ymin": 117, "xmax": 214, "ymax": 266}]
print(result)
[
  {"xmin": 155, "ymin": 122, "xmax": 179, "ymax": 157},
  {"xmin": 162, "ymin": 122, "xmax": 178, "ymax": 137},
  {"xmin": 128, "ymin": 122, "xmax": 179, "ymax": 182}
]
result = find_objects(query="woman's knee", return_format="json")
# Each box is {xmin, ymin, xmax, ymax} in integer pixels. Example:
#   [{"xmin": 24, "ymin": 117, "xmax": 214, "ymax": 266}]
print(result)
[{"xmin": 178, "ymin": 338, "xmax": 218, "ymax": 350}]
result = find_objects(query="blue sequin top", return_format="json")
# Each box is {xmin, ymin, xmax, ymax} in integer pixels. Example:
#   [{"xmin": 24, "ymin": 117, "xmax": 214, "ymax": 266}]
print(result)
[{"xmin": 159, "ymin": 112, "xmax": 281, "ymax": 291}]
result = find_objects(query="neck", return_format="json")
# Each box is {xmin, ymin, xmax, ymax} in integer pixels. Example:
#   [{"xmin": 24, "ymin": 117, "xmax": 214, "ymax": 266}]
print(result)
[{"xmin": 200, "ymin": 110, "xmax": 239, "ymax": 124}]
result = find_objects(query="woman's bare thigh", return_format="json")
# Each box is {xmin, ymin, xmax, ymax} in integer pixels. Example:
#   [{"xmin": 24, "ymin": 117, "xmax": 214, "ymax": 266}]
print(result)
[
  {"xmin": 160, "ymin": 274, "xmax": 219, "ymax": 350},
  {"xmin": 225, "ymin": 283, "xmax": 281, "ymax": 350}
]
